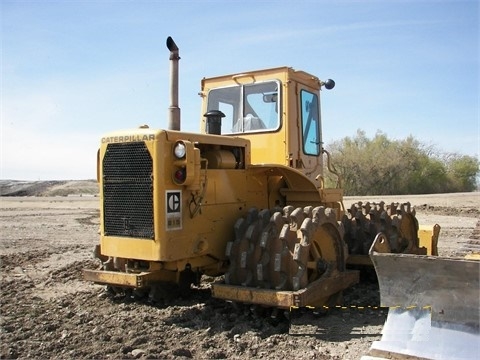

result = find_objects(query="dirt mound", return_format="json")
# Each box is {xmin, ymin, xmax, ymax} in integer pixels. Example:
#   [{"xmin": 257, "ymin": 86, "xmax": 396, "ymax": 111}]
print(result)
[
  {"xmin": 415, "ymin": 203, "xmax": 480, "ymax": 217},
  {"xmin": 0, "ymin": 180, "xmax": 98, "ymax": 197}
]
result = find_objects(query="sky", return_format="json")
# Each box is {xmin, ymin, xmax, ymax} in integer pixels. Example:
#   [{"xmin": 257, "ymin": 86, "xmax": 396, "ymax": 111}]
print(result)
[{"xmin": 1, "ymin": 0, "xmax": 479, "ymax": 180}]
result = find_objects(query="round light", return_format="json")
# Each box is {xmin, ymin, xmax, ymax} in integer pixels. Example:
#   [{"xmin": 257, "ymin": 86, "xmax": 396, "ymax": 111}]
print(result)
[
  {"xmin": 174, "ymin": 168, "xmax": 186, "ymax": 182},
  {"xmin": 174, "ymin": 142, "xmax": 186, "ymax": 158}
]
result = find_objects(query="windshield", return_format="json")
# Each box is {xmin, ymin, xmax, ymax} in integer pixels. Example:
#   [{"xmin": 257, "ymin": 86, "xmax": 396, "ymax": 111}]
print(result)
[{"xmin": 206, "ymin": 81, "xmax": 281, "ymax": 134}]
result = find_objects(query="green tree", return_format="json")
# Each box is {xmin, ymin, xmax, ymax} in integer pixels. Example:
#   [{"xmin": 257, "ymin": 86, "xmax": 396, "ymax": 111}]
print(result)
[
  {"xmin": 444, "ymin": 154, "xmax": 479, "ymax": 192},
  {"xmin": 325, "ymin": 130, "xmax": 479, "ymax": 195}
]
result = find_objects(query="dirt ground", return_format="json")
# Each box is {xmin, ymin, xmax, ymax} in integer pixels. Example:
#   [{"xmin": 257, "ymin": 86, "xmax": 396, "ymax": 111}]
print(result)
[{"xmin": 0, "ymin": 189, "xmax": 478, "ymax": 359}]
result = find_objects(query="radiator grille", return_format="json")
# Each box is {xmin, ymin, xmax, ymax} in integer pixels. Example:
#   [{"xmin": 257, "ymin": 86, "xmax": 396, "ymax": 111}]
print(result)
[{"xmin": 103, "ymin": 142, "xmax": 154, "ymax": 239}]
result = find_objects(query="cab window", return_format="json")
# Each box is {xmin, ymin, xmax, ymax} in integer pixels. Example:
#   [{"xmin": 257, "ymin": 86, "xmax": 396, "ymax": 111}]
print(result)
[{"xmin": 206, "ymin": 81, "xmax": 280, "ymax": 134}]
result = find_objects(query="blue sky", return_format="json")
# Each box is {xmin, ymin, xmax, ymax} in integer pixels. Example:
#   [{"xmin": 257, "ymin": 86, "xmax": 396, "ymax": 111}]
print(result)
[{"xmin": 1, "ymin": 0, "xmax": 478, "ymax": 180}]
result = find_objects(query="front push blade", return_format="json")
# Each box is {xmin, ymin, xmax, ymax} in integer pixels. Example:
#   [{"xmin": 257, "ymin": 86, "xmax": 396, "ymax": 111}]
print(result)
[{"xmin": 364, "ymin": 235, "xmax": 480, "ymax": 359}]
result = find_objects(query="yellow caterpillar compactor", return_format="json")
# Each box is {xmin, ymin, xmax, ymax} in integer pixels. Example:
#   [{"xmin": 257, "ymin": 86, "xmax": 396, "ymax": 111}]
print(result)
[{"xmin": 84, "ymin": 38, "xmax": 479, "ymax": 358}]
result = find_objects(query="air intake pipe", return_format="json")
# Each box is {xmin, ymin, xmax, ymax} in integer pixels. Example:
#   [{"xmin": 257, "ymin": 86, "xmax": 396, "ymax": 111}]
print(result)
[
  {"xmin": 166, "ymin": 36, "xmax": 180, "ymax": 131},
  {"xmin": 204, "ymin": 110, "xmax": 225, "ymax": 135}
]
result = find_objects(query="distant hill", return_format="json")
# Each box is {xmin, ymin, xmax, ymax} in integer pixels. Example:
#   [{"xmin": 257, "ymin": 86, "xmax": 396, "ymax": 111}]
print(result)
[{"xmin": 0, "ymin": 180, "xmax": 98, "ymax": 197}]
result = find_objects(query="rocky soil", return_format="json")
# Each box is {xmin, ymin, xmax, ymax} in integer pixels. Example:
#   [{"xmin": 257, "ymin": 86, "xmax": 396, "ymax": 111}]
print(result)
[{"xmin": 0, "ymin": 185, "xmax": 478, "ymax": 359}]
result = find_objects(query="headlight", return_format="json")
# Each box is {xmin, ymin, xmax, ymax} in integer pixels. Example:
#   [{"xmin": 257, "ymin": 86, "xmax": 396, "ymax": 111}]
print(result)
[{"xmin": 174, "ymin": 141, "xmax": 186, "ymax": 158}]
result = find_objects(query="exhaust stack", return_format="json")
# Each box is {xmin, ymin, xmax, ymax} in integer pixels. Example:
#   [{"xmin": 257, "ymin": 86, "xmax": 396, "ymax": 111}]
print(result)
[{"xmin": 166, "ymin": 36, "xmax": 180, "ymax": 131}]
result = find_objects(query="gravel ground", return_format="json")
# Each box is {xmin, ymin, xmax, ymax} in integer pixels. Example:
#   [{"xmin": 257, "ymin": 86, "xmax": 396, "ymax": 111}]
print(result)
[{"xmin": 0, "ymin": 192, "xmax": 478, "ymax": 359}]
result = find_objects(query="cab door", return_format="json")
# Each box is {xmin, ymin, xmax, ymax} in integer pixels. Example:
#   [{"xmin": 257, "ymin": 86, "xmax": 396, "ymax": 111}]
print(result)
[{"xmin": 294, "ymin": 85, "xmax": 324, "ymax": 183}]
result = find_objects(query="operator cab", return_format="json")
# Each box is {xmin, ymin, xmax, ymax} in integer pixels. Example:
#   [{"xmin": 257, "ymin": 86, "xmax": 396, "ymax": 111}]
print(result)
[{"xmin": 200, "ymin": 67, "xmax": 333, "ymax": 184}]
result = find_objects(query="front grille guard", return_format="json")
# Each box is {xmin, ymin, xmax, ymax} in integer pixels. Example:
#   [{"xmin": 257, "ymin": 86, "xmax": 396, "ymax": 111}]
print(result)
[{"xmin": 102, "ymin": 142, "xmax": 154, "ymax": 239}]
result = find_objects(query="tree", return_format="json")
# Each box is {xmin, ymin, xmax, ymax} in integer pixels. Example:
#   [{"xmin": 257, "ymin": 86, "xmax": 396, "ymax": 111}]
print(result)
[
  {"xmin": 325, "ymin": 130, "xmax": 479, "ymax": 195},
  {"xmin": 444, "ymin": 154, "xmax": 479, "ymax": 192}
]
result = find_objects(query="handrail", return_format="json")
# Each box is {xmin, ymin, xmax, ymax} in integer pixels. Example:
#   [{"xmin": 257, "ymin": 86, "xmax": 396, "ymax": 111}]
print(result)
[{"xmin": 322, "ymin": 148, "xmax": 343, "ymax": 189}]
